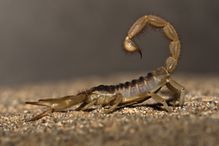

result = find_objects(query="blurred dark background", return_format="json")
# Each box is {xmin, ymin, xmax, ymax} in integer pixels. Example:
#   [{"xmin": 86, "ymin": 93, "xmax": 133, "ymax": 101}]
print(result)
[{"xmin": 0, "ymin": 0, "xmax": 218, "ymax": 86}]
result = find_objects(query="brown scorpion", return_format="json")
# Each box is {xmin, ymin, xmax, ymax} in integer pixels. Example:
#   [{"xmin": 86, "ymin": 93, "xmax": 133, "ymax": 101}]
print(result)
[{"xmin": 26, "ymin": 15, "xmax": 186, "ymax": 121}]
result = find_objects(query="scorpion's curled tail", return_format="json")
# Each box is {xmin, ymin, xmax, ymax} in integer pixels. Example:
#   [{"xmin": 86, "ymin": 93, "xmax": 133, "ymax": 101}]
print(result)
[{"xmin": 123, "ymin": 15, "xmax": 181, "ymax": 73}]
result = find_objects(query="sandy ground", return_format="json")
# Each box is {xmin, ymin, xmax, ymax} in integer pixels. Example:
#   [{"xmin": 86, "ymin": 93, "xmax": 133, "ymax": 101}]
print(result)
[{"xmin": 0, "ymin": 74, "xmax": 219, "ymax": 146}]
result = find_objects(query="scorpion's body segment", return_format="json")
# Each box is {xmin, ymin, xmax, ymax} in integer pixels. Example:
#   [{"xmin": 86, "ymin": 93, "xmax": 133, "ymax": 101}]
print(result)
[
  {"xmin": 91, "ymin": 67, "xmax": 168, "ymax": 104},
  {"xmin": 26, "ymin": 15, "xmax": 186, "ymax": 121}
]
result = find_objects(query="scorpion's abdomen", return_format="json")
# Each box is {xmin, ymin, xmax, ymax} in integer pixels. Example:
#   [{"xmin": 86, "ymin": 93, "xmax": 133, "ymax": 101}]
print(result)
[
  {"xmin": 115, "ymin": 74, "xmax": 155, "ymax": 97},
  {"xmin": 93, "ymin": 67, "xmax": 169, "ymax": 98},
  {"xmin": 115, "ymin": 67, "xmax": 169, "ymax": 97}
]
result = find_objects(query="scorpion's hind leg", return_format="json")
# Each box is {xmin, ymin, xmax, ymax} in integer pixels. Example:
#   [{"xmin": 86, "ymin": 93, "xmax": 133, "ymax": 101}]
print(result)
[
  {"xmin": 166, "ymin": 78, "xmax": 187, "ymax": 106},
  {"xmin": 150, "ymin": 93, "xmax": 171, "ymax": 112},
  {"xmin": 25, "ymin": 94, "xmax": 87, "ymax": 121}
]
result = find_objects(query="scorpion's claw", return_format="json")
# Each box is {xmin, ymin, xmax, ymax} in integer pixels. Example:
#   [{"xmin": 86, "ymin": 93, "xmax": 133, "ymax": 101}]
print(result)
[
  {"xmin": 25, "ymin": 99, "xmax": 59, "ymax": 107},
  {"xmin": 26, "ymin": 94, "xmax": 87, "ymax": 121},
  {"xmin": 25, "ymin": 101, "xmax": 49, "ymax": 107},
  {"xmin": 26, "ymin": 109, "xmax": 53, "ymax": 122}
]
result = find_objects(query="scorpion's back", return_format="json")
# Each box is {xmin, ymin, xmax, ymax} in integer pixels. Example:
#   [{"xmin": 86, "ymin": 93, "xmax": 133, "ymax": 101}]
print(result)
[{"xmin": 94, "ymin": 67, "xmax": 169, "ymax": 98}]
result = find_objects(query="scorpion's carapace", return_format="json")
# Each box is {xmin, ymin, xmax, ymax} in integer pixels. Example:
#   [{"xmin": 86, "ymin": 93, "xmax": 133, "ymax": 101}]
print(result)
[{"xmin": 26, "ymin": 15, "xmax": 186, "ymax": 121}]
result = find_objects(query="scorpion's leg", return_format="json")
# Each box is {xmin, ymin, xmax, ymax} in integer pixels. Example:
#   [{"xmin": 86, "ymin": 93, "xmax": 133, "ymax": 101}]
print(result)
[
  {"xmin": 166, "ymin": 78, "xmax": 186, "ymax": 106},
  {"xmin": 122, "ymin": 91, "xmax": 171, "ymax": 112},
  {"xmin": 149, "ymin": 93, "xmax": 171, "ymax": 112},
  {"xmin": 121, "ymin": 80, "xmax": 171, "ymax": 111},
  {"xmin": 104, "ymin": 93, "xmax": 123, "ymax": 114},
  {"xmin": 78, "ymin": 100, "xmax": 97, "ymax": 111},
  {"xmin": 75, "ymin": 102, "xmax": 88, "ymax": 111}
]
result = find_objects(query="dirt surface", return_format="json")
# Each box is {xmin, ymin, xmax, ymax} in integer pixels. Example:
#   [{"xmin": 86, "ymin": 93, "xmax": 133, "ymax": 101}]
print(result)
[{"xmin": 0, "ymin": 74, "xmax": 219, "ymax": 146}]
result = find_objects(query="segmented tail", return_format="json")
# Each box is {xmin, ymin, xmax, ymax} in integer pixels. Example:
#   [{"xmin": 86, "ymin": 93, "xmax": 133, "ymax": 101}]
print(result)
[{"xmin": 123, "ymin": 15, "xmax": 181, "ymax": 73}]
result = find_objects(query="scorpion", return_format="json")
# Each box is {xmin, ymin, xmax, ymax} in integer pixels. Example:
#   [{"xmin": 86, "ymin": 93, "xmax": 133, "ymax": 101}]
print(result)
[{"xmin": 26, "ymin": 15, "xmax": 186, "ymax": 121}]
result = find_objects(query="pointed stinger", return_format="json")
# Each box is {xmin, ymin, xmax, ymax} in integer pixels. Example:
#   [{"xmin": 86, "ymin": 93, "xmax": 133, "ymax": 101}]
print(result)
[{"xmin": 137, "ymin": 49, "xmax": 143, "ymax": 59}]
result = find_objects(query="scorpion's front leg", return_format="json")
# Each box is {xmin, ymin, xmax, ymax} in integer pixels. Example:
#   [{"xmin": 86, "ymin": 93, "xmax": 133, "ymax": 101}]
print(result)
[
  {"xmin": 75, "ymin": 100, "xmax": 97, "ymax": 111},
  {"xmin": 25, "ymin": 94, "xmax": 87, "ymax": 121},
  {"xmin": 75, "ymin": 93, "xmax": 123, "ymax": 113},
  {"xmin": 104, "ymin": 93, "xmax": 123, "ymax": 114}
]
